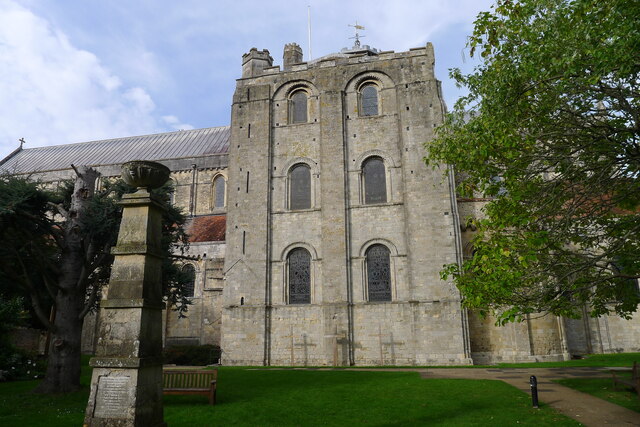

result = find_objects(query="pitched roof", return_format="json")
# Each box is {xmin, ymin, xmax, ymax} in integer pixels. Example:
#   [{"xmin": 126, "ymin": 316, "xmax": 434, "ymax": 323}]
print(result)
[
  {"xmin": 187, "ymin": 215, "xmax": 226, "ymax": 242},
  {"xmin": 0, "ymin": 126, "xmax": 230, "ymax": 174}
]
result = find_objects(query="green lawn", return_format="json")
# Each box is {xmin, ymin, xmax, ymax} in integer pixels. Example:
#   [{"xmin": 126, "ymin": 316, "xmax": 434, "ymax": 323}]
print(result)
[
  {"xmin": 554, "ymin": 375, "xmax": 640, "ymax": 414},
  {"xmin": 492, "ymin": 352, "xmax": 640, "ymax": 369},
  {"xmin": 3, "ymin": 353, "xmax": 638, "ymax": 426},
  {"xmin": 0, "ymin": 366, "xmax": 579, "ymax": 426}
]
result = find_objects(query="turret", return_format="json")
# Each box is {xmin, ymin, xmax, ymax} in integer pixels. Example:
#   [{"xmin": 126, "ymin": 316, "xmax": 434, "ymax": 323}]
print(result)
[
  {"xmin": 283, "ymin": 43, "xmax": 303, "ymax": 70},
  {"xmin": 241, "ymin": 48, "xmax": 273, "ymax": 78}
]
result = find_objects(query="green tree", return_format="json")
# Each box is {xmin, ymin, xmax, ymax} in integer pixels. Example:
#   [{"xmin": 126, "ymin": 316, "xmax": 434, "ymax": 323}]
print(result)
[
  {"xmin": 426, "ymin": 0, "xmax": 640, "ymax": 323},
  {"xmin": 0, "ymin": 170, "xmax": 190, "ymax": 392}
]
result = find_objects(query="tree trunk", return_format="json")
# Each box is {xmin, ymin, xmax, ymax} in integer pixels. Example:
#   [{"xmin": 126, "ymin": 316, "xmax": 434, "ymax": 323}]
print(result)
[
  {"xmin": 34, "ymin": 289, "xmax": 83, "ymax": 393},
  {"xmin": 34, "ymin": 166, "xmax": 99, "ymax": 394}
]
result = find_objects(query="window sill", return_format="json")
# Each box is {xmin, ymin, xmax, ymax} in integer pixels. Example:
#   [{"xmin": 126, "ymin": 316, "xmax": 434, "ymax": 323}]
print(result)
[
  {"xmin": 276, "ymin": 121, "xmax": 317, "ymax": 127},
  {"xmin": 273, "ymin": 208, "xmax": 321, "ymax": 214},
  {"xmin": 347, "ymin": 114, "xmax": 394, "ymax": 120},
  {"xmin": 350, "ymin": 201, "xmax": 403, "ymax": 209}
]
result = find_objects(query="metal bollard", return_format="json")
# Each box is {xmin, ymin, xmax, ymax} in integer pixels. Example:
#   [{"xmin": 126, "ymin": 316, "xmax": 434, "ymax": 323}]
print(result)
[{"xmin": 530, "ymin": 375, "xmax": 539, "ymax": 408}]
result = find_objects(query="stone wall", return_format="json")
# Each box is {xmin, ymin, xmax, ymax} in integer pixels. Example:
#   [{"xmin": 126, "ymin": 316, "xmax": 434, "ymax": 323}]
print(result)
[
  {"xmin": 564, "ymin": 312, "xmax": 640, "ymax": 355},
  {"xmin": 222, "ymin": 44, "xmax": 471, "ymax": 366}
]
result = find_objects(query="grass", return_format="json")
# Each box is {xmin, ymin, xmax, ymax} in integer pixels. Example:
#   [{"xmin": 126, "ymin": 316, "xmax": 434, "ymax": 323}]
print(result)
[
  {"xmin": 0, "ymin": 363, "xmax": 580, "ymax": 426},
  {"xmin": 2, "ymin": 352, "xmax": 638, "ymax": 426},
  {"xmin": 554, "ymin": 375, "xmax": 640, "ymax": 414},
  {"xmin": 255, "ymin": 352, "xmax": 640, "ymax": 370},
  {"xmin": 490, "ymin": 352, "xmax": 640, "ymax": 369}
]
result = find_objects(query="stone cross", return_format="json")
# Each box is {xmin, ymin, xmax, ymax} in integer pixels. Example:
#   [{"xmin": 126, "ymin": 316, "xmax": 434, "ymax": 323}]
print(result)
[
  {"xmin": 324, "ymin": 326, "xmax": 344, "ymax": 366},
  {"xmin": 294, "ymin": 333, "xmax": 317, "ymax": 366},
  {"xmin": 84, "ymin": 161, "xmax": 169, "ymax": 427},
  {"xmin": 373, "ymin": 325, "xmax": 386, "ymax": 365},
  {"xmin": 282, "ymin": 325, "xmax": 295, "ymax": 366},
  {"xmin": 382, "ymin": 332, "xmax": 403, "ymax": 366}
]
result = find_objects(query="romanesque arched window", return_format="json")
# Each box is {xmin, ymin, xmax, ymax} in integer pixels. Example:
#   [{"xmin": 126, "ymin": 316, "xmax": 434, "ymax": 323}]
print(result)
[
  {"xmin": 290, "ymin": 90, "xmax": 308, "ymax": 124},
  {"xmin": 212, "ymin": 174, "xmax": 226, "ymax": 209},
  {"xmin": 288, "ymin": 248, "xmax": 311, "ymax": 304},
  {"xmin": 164, "ymin": 178, "xmax": 177, "ymax": 206},
  {"xmin": 366, "ymin": 244, "xmax": 391, "ymax": 302},
  {"xmin": 182, "ymin": 264, "xmax": 196, "ymax": 298},
  {"xmin": 360, "ymin": 83, "xmax": 379, "ymax": 116},
  {"xmin": 363, "ymin": 157, "xmax": 387, "ymax": 204},
  {"xmin": 289, "ymin": 164, "xmax": 311, "ymax": 210}
]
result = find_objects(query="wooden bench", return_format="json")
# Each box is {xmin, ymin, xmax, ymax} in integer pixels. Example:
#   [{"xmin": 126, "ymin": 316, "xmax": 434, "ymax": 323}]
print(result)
[
  {"xmin": 163, "ymin": 368, "xmax": 217, "ymax": 404},
  {"xmin": 610, "ymin": 362, "xmax": 639, "ymax": 398}
]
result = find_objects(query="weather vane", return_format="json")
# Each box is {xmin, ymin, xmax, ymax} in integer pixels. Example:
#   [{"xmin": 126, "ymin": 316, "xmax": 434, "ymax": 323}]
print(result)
[{"xmin": 349, "ymin": 21, "xmax": 365, "ymax": 48}]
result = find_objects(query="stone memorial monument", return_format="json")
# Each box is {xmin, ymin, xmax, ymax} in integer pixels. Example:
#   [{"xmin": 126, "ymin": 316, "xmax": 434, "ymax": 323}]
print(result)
[{"xmin": 84, "ymin": 160, "xmax": 169, "ymax": 427}]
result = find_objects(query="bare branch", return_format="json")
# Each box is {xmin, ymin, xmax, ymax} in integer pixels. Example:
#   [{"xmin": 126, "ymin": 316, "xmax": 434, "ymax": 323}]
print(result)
[{"xmin": 78, "ymin": 279, "xmax": 100, "ymax": 320}]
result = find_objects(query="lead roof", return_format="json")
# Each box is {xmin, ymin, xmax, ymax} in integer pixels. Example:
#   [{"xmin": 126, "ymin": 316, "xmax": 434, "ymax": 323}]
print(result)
[{"xmin": 0, "ymin": 126, "xmax": 230, "ymax": 174}]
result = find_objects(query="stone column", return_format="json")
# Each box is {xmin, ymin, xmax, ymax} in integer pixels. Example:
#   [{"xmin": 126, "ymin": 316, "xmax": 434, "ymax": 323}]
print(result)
[{"xmin": 84, "ymin": 161, "xmax": 169, "ymax": 427}]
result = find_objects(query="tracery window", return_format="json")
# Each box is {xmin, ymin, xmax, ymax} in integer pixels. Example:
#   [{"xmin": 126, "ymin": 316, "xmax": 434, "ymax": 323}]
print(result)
[
  {"xmin": 289, "ymin": 164, "xmax": 311, "ymax": 210},
  {"xmin": 366, "ymin": 245, "xmax": 391, "ymax": 302},
  {"xmin": 212, "ymin": 175, "xmax": 226, "ymax": 209},
  {"xmin": 182, "ymin": 264, "xmax": 196, "ymax": 298},
  {"xmin": 360, "ymin": 84, "xmax": 379, "ymax": 116},
  {"xmin": 363, "ymin": 157, "xmax": 387, "ymax": 204},
  {"xmin": 288, "ymin": 248, "xmax": 311, "ymax": 304},
  {"xmin": 290, "ymin": 90, "xmax": 308, "ymax": 124}
]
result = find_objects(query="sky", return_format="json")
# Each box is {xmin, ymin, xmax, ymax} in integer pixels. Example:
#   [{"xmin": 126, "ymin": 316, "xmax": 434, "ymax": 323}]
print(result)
[{"xmin": 0, "ymin": 0, "xmax": 494, "ymax": 159}]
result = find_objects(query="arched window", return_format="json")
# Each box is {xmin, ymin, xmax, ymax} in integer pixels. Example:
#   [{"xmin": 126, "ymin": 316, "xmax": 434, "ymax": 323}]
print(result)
[
  {"xmin": 290, "ymin": 90, "xmax": 308, "ymax": 124},
  {"xmin": 167, "ymin": 178, "xmax": 177, "ymax": 205},
  {"xmin": 212, "ymin": 175, "xmax": 226, "ymax": 209},
  {"xmin": 366, "ymin": 245, "xmax": 391, "ymax": 302},
  {"xmin": 288, "ymin": 248, "xmax": 311, "ymax": 304},
  {"xmin": 289, "ymin": 164, "xmax": 311, "ymax": 210},
  {"xmin": 182, "ymin": 264, "xmax": 196, "ymax": 298},
  {"xmin": 363, "ymin": 157, "xmax": 387, "ymax": 204},
  {"xmin": 360, "ymin": 84, "xmax": 379, "ymax": 116}
]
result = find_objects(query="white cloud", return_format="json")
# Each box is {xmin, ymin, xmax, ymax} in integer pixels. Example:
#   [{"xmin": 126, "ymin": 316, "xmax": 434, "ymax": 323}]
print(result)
[
  {"xmin": 0, "ymin": 1, "xmax": 174, "ymax": 156},
  {"xmin": 162, "ymin": 115, "xmax": 195, "ymax": 131},
  {"xmin": 0, "ymin": 0, "xmax": 492, "ymax": 158}
]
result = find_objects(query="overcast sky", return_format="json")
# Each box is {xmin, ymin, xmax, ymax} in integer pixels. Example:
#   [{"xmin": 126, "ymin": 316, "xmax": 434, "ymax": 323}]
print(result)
[{"xmin": 0, "ymin": 0, "xmax": 494, "ymax": 159}]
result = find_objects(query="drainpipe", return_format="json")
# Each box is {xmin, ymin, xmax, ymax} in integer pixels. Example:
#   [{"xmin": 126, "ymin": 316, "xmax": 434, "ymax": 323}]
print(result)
[
  {"xmin": 189, "ymin": 164, "xmax": 198, "ymax": 216},
  {"xmin": 341, "ymin": 90, "xmax": 355, "ymax": 366}
]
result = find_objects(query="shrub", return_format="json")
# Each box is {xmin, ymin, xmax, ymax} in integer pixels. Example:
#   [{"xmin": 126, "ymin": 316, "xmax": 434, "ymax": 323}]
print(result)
[
  {"xmin": 0, "ymin": 349, "xmax": 46, "ymax": 381},
  {"xmin": 163, "ymin": 345, "xmax": 221, "ymax": 366}
]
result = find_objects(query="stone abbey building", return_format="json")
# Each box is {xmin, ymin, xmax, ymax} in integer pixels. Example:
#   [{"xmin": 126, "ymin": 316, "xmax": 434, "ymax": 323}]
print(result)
[{"xmin": 2, "ymin": 42, "xmax": 639, "ymax": 365}]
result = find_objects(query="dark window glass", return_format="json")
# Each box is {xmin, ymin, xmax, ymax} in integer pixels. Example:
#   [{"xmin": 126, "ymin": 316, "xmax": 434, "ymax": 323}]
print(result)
[
  {"xmin": 288, "ymin": 248, "xmax": 311, "ymax": 304},
  {"xmin": 289, "ymin": 164, "xmax": 311, "ymax": 210},
  {"xmin": 168, "ymin": 179, "xmax": 176, "ymax": 205},
  {"xmin": 611, "ymin": 261, "xmax": 640, "ymax": 296},
  {"xmin": 291, "ymin": 91, "xmax": 307, "ymax": 123},
  {"xmin": 361, "ymin": 85, "xmax": 378, "ymax": 116},
  {"xmin": 366, "ymin": 245, "xmax": 391, "ymax": 302},
  {"xmin": 182, "ymin": 264, "xmax": 196, "ymax": 297},
  {"xmin": 363, "ymin": 157, "xmax": 387, "ymax": 204},
  {"xmin": 213, "ymin": 175, "xmax": 225, "ymax": 208}
]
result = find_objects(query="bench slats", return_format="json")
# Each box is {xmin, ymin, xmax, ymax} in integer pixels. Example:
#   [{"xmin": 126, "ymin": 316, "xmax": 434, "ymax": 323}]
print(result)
[
  {"xmin": 610, "ymin": 362, "xmax": 639, "ymax": 400},
  {"xmin": 163, "ymin": 369, "xmax": 218, "ymax": 405}
]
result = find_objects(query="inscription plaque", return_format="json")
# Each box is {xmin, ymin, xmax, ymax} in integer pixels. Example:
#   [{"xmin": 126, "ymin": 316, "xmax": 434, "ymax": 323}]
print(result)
[{"xmin": 94, "ymin": 376, "xmax": 131, "ymax": 419}]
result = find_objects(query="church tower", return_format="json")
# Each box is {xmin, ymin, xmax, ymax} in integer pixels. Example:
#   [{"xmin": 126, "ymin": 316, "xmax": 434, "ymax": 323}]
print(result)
[{"xmin": 222, "ymin": 41, "xmax": 472, "ymax": 366}]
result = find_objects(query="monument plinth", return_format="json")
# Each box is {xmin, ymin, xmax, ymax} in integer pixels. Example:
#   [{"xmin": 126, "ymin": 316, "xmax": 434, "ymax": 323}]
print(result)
[{"xmin": 84, "ymin": 161, "xmax": 169, "ymax": 427}]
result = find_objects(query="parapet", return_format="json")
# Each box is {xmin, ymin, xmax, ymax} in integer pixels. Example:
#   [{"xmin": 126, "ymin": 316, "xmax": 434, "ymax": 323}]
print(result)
[
  {"xmin": 242, "ymin": 48, "xmax": 274, "ymax": 78},
  {"xmin": 283, "ymin": 43, "xmax": 304, "ymax": 70}
]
